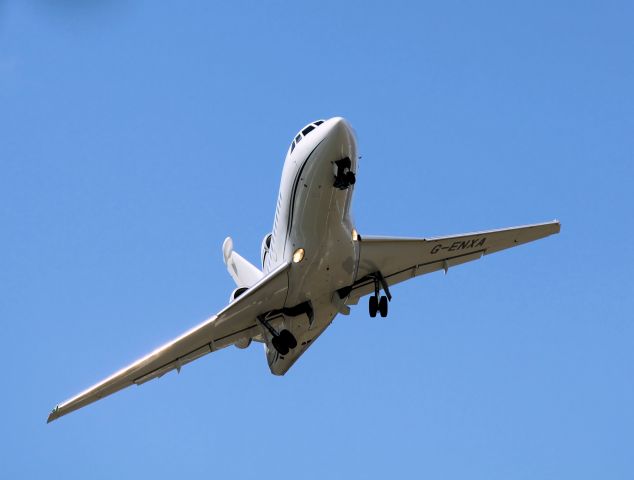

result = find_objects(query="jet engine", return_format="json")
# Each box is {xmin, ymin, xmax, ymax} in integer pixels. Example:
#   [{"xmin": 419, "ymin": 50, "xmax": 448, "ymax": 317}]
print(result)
[
  {"xmin": 234, "ymin": 337, "xmax": 252, "ymax": 349},
  {"xmin": 261, "ymin": 233, "xmax": 272, "ymax": 268},
  {"xmin": 229, "ymin": 286, "xmax": 248, "ymax": 302}
]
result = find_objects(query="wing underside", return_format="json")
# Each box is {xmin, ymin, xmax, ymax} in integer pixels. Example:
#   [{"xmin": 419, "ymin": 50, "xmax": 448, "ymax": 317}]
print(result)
[
  {"xmin": 346, "ymin": 220, "xmax": 560, "ymax": 303},
  {"xmin": 47, "ymin": 262, "xmax": 291, "ymax": 423}
]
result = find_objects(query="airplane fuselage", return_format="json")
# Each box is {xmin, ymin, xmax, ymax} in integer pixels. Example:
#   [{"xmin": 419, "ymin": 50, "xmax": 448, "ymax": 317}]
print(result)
[
  {"xmin": 265, "ymin": 118, "xmax": 358, "ymax": 306},
  {"xmin": 260, "ymin": 117, "xmax": 359, "ymax": 373}
]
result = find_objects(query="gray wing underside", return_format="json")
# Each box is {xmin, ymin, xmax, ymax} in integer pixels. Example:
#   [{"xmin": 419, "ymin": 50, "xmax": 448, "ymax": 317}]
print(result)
[
  {"xmin": 47, "ymin": 262, "xmax": 292, "ymax": 423},
  {"xmin": 346, "ymin": 220, "xmax": 560, "ymax": 303}
]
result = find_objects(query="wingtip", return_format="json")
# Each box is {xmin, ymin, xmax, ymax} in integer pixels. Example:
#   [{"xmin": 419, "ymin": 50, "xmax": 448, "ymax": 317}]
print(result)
[{"xmin": 47, "ymin": 406, "xmax": 59, "ymax": 424}]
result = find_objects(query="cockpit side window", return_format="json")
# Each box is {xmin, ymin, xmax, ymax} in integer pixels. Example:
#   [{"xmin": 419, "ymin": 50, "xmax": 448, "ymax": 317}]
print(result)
[
  {"xmin": 290, "ymin": 120, "xmax": 326, "ymax": 155},
  {"xmin": 290, "ymin": 134, "xmax": 302, "ymax": 154}
]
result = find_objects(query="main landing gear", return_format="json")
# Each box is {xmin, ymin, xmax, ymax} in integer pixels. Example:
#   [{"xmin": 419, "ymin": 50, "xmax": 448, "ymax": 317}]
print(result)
[
  {"xmin": 257, "ymin": 315, "xmax": 298, "ymax": 356},
  {"xmin": 334, "ymin": 157, "xmax": 356, "ymax": 190},
  {"xmin": 368, "ymin": 271, "xmax": 392, "ymax": 318},
  {"xmin": 369, "ymin": 295, "xmax": 388, "ymax": 318}
]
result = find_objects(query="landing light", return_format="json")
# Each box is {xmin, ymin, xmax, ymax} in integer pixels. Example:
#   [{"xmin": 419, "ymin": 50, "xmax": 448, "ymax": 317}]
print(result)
[
  {"xmin": 352, "ymin": 228, "xmax": 359, "ymax": 241},
  {"xmin": 293, "ymin": 248, "xmax": 305, "ymax": 263}
]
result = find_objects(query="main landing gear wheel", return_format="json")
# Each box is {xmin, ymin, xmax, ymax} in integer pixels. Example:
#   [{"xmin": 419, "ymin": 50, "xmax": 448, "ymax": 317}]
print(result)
[
  {"xmin": 369, "ymin": 295, "xmax": 378, "ymax": 317},
  {"xmin": 378, "ymin": 295, "xmax": 388, "ymax": 317},
  {"xmin": 271, "ymin": 329, "xmax": 297, "ymax": 355},
  {"xmin": 272, "ymin": 336, "xmax": 289, "ymax": 356},
  {"xmin": 279, "ymin": 329, "xmax": 298, "ymax": 349},
  {"xmin": 257, "ymin": 315, "xmax": 298, "ymax": 356},
  {"xmin": 369, "ymin": 295, "xmax": 388, "ymax": 318},
  {"xmin": 368, "ymin": 271, "xmax": 392, "ymax": 318},
  {"xmin": 345, "ymin": 171, "xmax": 356, "ymax": 185}
]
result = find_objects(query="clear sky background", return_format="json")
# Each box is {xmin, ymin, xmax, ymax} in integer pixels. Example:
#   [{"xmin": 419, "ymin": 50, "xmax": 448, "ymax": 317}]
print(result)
[{"xmin": 1, "ymin": 1, "xmax": 633, "ymax": 478}]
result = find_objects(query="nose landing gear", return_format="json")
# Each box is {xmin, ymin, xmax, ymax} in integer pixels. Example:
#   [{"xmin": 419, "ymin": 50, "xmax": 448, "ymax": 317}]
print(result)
[
  {"xmin": 334, "ymin": 157, "xmax": 356, "ymax": 190},
  {"xmin": 368, "ymin": 271, "xmax": 391, "ymax": 318}
]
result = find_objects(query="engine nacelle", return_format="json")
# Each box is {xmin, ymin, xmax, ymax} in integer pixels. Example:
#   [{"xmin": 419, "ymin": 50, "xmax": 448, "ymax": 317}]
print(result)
[
  {"xmin": 261, "ymin": 233, "xmax": 272, "ymax": 269},
  {"xmin": 234, "ymin": 337, "xmax": 252, "ymax": 349},
  {"xmin": 229, "ymin": 286, "xmax": 248, "ymax": 302}
]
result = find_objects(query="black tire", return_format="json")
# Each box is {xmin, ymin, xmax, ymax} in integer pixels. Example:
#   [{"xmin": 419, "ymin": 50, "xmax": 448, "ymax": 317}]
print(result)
[
  {"xmin": 272, "ymin": 336, "xmax": 289, "ymax": 356},
  {"xmin": 279, "ymin": 329, "xmax": 297, "ymax": 350},
  {"xmin": 369, "ymin": 296, "xmax": 378, "ymax": 317},
  {"xmin": 379, "ymin": 295, "xmax": 388, "ymax": 317},
  {"xmin": 346, "ymin": 171, "xmax": 356, "ymax": 185}
]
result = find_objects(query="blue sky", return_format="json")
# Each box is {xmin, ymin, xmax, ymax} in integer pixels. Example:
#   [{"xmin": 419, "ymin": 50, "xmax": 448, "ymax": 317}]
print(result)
[{"xmin": 1, "ymin": 1, "xmax": 633, "ymax": 478}]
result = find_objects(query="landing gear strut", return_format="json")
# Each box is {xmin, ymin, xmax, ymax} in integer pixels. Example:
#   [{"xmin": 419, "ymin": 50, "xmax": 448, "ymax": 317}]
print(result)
[
  {"xmin": 257, "ymin": 315, "xmax": 297, "ymax": 356},
  {"xmin": 334, "ymin": 157, "xmax": 356, "ymax": 190},
  {"xmin": 368, "ymin": 271, "xmax": 391, "ymax": 318}
]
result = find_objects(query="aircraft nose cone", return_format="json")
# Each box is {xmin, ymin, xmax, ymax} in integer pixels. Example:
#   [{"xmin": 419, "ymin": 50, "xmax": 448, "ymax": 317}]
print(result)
[
  {"xmin": 327, "ymin": 117, "xmax": 352, "ymax": 136},
  {"xmin": 323, "ymin": 117, "xmax": 354, "ymax": 148},
  {"xmin": 321, "ymin": 117, "xmax": 357, "ymax": 170}
]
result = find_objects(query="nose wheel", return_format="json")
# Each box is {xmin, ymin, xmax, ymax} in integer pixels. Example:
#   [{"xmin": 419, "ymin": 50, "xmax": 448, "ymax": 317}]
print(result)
[
  {"xmin": 334, "ymin": 157, "xmax": 356, "ymax": 190},
  {"xmin": 368, "ymin": 272, "xmax": 391, "ymax": 318}
]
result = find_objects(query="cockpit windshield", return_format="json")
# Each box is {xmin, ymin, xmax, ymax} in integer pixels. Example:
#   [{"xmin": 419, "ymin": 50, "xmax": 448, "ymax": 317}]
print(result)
[{"xmin": 290, "ymin": 119, "xmax": 326, "ymax": 153}]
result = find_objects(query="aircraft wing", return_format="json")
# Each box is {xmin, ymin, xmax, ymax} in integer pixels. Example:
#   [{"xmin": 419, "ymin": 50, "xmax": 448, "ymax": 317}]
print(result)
[
  {"xmin": 47, "ymin": 262, "xmax": 291, "ymax": 423},
  {"xmin": 346, "ymin": 220, "xmax": 560, "ymax": 303}
]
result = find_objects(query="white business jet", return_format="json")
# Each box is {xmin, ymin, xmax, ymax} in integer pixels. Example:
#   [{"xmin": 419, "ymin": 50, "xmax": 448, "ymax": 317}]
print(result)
[{"xmin": 47, "ymin": 117, "xmax": 560, "ymax": 423}]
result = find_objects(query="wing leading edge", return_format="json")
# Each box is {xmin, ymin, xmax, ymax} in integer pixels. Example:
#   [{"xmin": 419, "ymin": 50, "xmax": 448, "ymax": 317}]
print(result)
[
  {"xmin": 47, "ymin": 262, "xmax": 291, "ymax": 423},
  {"xmin": 346, "ymin": 220, "xmax": 560, "ymax": 303}
]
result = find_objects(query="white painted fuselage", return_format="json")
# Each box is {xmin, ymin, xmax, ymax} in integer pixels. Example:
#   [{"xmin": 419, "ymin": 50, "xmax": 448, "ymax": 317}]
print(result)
[{"xmin": 261, "ymin": 117, "xmax": 358, "ymax": 373}]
